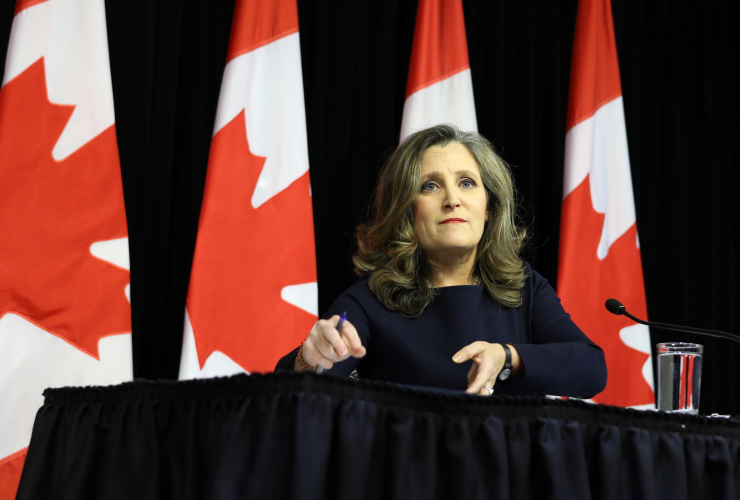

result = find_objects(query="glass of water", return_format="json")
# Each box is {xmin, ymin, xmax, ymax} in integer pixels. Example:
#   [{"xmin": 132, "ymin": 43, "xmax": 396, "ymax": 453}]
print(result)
[{"xmin": 657, "ymin": 342, "xmax": 703, "ymax": 414}]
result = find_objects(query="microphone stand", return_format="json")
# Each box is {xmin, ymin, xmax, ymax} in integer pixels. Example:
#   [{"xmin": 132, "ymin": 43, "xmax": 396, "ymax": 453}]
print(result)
[{"xmin": 605, "ymin": 299, "xmax": 739, "ymax": 345}]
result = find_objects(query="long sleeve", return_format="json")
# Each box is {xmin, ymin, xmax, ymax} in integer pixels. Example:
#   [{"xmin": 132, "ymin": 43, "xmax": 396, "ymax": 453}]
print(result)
[
  {"xmin": 507, "ymin": 270, "xmax": 607, "ymax": 398},
  {"xmin": 274, "ymin": 266, "xmax": 607, "ymax": 397},
  {"xmin": 275, "ymin": 346, "xmax": 300, "ymax": 371}
]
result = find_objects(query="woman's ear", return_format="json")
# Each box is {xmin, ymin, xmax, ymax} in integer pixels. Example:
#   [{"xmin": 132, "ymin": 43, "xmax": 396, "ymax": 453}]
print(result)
[{"xmin": 485, "ymin": 211, "xmax": 489, "ymax": 222}]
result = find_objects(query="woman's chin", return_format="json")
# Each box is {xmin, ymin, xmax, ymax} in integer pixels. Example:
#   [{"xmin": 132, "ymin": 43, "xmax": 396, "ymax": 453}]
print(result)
[{"xmin": 424, "ymin": 243, "xmax": 478, "ymax": 260}]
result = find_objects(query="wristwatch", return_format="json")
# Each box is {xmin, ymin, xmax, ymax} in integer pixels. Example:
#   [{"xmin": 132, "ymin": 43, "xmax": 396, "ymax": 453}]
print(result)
[{"xmin": 497, "ymin": 344, "xmax": 513, "ymax": 382}]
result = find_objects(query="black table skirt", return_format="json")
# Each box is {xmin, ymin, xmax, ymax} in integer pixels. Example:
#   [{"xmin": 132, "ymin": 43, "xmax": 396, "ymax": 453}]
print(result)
[{"xmin": 16, "ymin": 372, "xmax": 740, "ymax": 500}]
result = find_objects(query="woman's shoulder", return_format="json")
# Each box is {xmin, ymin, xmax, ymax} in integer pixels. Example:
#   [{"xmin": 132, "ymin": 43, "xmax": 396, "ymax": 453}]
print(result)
[
  {"xmin": 517, "ymin": 262, "xmax": 564, "ymax": 312},
  {"xmin": 325, "ymin": 272, "xmax": 387, "ymax": 326},
  {"xmin": 522, "ymin": 262, "xmax": 554, "ymax": 289},
  {"xmin": 330, "ymin": 272, "xmax": 377, "ymax": 306}
]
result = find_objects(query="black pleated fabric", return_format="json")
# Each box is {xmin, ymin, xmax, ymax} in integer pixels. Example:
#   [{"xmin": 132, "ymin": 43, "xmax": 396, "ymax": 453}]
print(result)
[{"xmin": 16, "ymin": 373, "xmax": 740, "ymax": 500}]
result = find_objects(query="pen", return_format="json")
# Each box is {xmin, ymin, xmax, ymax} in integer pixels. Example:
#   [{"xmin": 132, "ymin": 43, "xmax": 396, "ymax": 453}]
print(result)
[{"xmin": 315, "ymin": 311, "xmax": 346, "ymax": 374}]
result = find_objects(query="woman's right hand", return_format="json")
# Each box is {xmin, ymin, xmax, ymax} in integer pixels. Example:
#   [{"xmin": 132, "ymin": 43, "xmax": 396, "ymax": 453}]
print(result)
[{"xmin": 296, "ymin": 315, "xmax": 366, "ymax": 371}]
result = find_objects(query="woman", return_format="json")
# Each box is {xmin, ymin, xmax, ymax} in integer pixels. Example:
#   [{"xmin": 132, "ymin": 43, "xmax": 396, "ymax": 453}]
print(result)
[{"xmin": 277, "ymin": 124, "xmax": 607, "ymax": 398}]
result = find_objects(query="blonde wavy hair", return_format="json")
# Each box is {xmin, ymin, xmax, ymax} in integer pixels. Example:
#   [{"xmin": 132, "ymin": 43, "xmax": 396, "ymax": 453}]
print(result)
[{"xmin": 353, "ymin": 124, "xmax": 527, "ymax": 317}]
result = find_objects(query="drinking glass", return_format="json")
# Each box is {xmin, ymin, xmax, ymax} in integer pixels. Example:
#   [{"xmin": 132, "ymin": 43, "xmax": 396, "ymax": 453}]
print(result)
[{"xmin": 656, "ymin": 342, "xmax": 703, "ymax": 414}]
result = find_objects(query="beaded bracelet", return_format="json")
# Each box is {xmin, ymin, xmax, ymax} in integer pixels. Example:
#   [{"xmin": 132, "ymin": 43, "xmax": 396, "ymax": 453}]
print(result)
[{"xmin": 296, "ymin": 347, "xmax": 317, "ymax": 371}]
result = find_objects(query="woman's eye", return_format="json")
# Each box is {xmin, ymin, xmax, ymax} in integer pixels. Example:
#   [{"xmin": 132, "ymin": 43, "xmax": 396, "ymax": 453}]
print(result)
[
  {"xmin": 421, "ymin": 181, "xmax": 436, "ymax": 192},
  {"xmin": 461, "ymin": 179, "xmax": 476, "ymax": 189}
]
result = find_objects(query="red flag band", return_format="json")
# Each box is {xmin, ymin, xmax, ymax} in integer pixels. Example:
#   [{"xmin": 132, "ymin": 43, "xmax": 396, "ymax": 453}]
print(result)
[
  {"xmin": 400, "ymin": 0, "xmax": 477, "ymax": 140},
  {"xmin": 558, "ymin": 0, "xmax": 653, "ymax": 407},
  {"xmin": 0, "ymin": 0, "xmax": 132, "ymax": 496},
  {"xmin": 181, "ymin": 0, "xmax": 318, "ymax": 379}
]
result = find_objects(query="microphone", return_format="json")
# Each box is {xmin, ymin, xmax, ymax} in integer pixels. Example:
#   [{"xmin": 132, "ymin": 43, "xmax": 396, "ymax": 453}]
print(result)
[
  {"xmin": 605, "ymin": 298, "xmax": 740, "ymax": 344},
  {"xmin": 605, "ymin": 298, "xmax": 625, "ymax": 316}
]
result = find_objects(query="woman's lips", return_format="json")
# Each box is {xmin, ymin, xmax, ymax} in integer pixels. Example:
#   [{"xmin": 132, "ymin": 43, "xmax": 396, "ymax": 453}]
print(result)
[{"xmin": 439, "ymin": 218, "xmax": 466, "ymax": 224}]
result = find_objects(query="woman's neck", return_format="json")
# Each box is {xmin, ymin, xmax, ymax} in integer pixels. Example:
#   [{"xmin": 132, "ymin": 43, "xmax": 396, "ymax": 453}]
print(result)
[{"xmin": 426, "ymin": 251, "xmax": 478, "ymax": 287}]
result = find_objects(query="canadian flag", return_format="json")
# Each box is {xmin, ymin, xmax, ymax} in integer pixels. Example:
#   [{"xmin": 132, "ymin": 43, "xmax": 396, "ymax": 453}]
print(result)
[
  {"xmin": 400, "ymin": 0, "xmax": 477, "ymax": 141},
  {"xmin": 557, "ymin": 0, "xmax": 653, "ymax": 407},
  {"xmin": 0, "ymin": 0, "xmax": 132, "ymax": 497},
  {"xmin": 179, "ymin": 0, "xmax": 318, "ymax": 379}
]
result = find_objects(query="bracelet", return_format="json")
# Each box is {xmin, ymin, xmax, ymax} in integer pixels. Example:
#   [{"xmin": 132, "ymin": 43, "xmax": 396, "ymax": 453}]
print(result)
[{"xmin": 296, "ymin": 346, "xmax": 317, "ymax": 371}]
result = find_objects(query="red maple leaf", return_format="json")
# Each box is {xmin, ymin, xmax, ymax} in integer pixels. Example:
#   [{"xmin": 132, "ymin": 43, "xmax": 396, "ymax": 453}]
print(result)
[
  {"xmin": 0, "ymin": 58, "xmax": 131, "ymax": 359},
  {"xmin": 558, "ymin": 175, "xmax": 653, "ymax": 406},
  {"xmin": 187, "ymin": 110, "xmax": 317, "ymax": 373}
]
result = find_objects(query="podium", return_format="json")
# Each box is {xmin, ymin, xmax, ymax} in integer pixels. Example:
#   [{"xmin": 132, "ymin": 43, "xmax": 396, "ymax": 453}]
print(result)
[{"xmin": 17, "ymin": 372, "xmax": 740, "ymax": 499}]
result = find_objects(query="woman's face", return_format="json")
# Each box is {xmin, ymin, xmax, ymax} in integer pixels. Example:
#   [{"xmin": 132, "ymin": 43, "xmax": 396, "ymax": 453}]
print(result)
[{"xmin": 413, "ymin": 142, "xmax": 488, "ymax": 260}]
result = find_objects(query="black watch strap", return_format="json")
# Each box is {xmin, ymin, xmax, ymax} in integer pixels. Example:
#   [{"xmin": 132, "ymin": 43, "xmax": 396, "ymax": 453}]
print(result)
[{"xmin": 497, "ymin": 344, "xmax": 513, "ymax": 382}]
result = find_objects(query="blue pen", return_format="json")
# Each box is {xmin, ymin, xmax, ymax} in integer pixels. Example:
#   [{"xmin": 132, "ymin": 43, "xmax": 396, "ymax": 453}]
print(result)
[{"xmin": 315, "ymin": 311, "xmax": 346, "ymax": 374}]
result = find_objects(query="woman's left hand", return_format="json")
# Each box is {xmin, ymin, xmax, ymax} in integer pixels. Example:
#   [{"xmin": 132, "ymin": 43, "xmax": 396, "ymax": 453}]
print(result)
[{"xmin": 452, "ymin": 342, "xmax": 519, "ymax": 395}]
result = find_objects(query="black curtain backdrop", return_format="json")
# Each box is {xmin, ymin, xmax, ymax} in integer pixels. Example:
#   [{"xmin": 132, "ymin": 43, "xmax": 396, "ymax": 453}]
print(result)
[{"xmin": 0, "ymin": 1, "xmax": 737, "ymax": 413}]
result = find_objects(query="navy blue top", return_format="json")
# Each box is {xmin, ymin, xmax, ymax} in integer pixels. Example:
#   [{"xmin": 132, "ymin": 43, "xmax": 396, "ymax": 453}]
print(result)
[{"xmin": 277, "ymin": 263, "xmax": 607, "ymax": 398}]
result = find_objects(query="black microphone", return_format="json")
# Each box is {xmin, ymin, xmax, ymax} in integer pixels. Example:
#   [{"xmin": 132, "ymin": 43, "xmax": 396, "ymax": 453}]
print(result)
[
  {"xmin": 605, "ymin": 298, "xmax": 625, "ymax": 316},
  {"xmin": 605, "ymin": 298, "xmax": 740, "ymax": 344}
]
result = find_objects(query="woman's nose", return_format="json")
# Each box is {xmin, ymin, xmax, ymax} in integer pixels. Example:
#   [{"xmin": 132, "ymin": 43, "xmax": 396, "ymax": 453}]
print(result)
[{"xmin": 444, "ymin": 190, "xmax": 461, "ymax": 208}]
